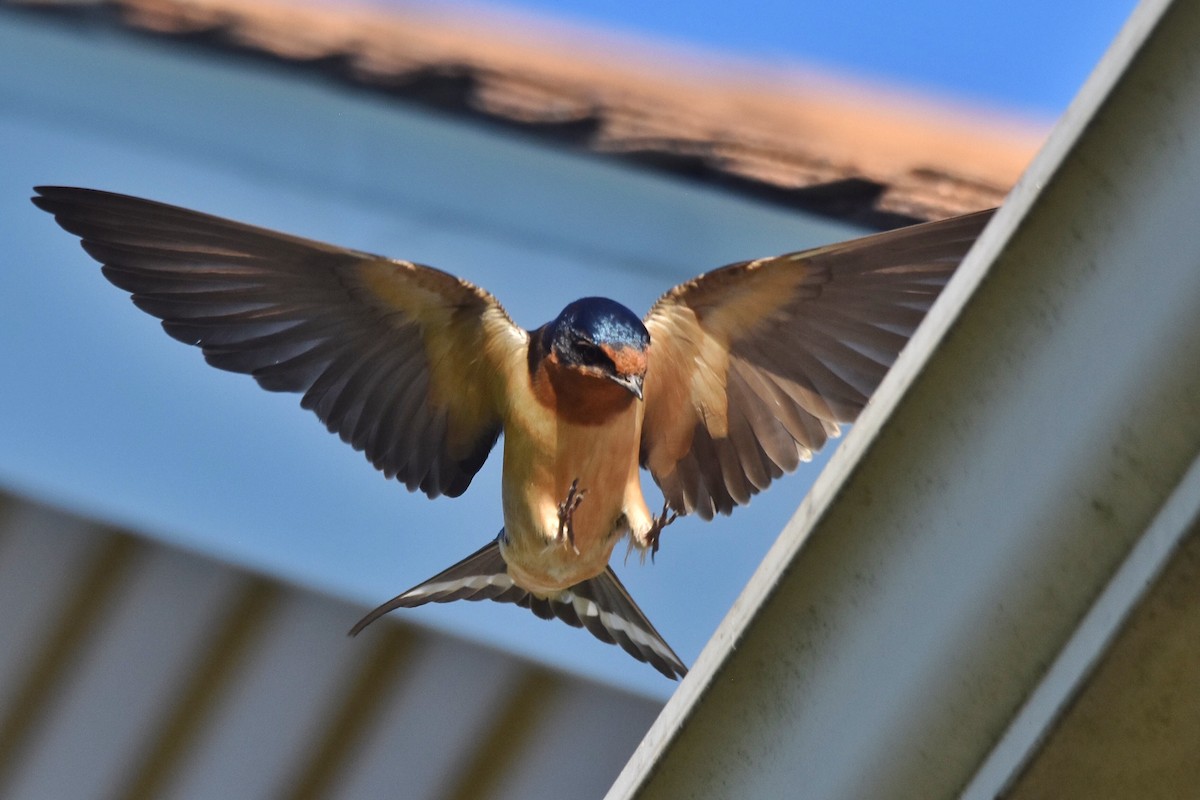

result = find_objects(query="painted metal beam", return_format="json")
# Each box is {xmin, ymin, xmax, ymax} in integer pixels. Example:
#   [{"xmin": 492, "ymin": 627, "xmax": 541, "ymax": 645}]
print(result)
[{"xmin": 610, "ymin": 0, "xmax": 1200, "ymax": 795}]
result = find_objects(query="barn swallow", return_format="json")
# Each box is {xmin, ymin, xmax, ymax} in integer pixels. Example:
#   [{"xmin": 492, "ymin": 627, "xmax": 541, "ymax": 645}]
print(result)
[{"xmin": 33, "ymin": 186, "xmax": 992, "ymax": 679}]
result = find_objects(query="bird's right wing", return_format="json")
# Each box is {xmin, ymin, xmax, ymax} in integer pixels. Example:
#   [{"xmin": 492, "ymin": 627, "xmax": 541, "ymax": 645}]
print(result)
[{"xmin": 34, "ymin": 186, "xmax": 529, "ymax": 499}]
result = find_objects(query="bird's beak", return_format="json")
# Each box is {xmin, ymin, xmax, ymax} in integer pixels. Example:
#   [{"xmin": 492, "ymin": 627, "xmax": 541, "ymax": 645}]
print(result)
[{"xmin": 609, "ymin": 372, "xmax": 644, "ymax": 400}]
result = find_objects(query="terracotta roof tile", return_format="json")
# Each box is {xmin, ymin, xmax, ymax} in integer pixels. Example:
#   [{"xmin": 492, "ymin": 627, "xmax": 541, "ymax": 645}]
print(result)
[{"xmin": 9, "ymin": 0, "xmax": 1048, "ymax": 225}]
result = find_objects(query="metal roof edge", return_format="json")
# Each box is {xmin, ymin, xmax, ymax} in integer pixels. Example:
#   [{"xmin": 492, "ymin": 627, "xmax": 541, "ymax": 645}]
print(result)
[{"xmin": 610, "ymin": 0, "xmax": 1200, "ymax": 794}]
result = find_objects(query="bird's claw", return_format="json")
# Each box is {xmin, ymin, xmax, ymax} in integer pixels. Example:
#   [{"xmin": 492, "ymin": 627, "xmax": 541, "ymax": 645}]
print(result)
[
  {"xmin": 646, "ymin": 499, "xmax": 678, "ymax": 560},
  {"xmin": 557, "ymin": 478, "xmax": 586, "ymax": 549}
]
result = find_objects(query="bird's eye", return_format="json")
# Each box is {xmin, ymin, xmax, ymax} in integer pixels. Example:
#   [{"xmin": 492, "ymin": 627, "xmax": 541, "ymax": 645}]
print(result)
[{"xmin": 574, "ymin": 339, "xmax": 608, "ymax": 365}]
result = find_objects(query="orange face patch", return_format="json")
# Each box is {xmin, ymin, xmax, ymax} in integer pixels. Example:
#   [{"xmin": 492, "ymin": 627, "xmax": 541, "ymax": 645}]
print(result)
[
  {"xmin": 532, "ymin": 355, "xmax": 636, "ymax": 425},
  {"xmin": 601, "ymin": 344, "xmax": 648, "ymax": 378}
]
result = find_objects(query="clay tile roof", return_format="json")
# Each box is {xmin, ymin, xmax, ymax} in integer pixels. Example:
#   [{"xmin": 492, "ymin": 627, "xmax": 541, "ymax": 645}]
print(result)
[{"xmin": 11, "ymin": 0, "xmax": 1047, "ymax": 226}]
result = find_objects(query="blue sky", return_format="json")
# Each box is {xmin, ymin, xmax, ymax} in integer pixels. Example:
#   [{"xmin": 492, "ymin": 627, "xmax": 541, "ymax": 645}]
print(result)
[{"xmin": 471, "ymin": 0, "xmax": 1137, "ymax": 117}]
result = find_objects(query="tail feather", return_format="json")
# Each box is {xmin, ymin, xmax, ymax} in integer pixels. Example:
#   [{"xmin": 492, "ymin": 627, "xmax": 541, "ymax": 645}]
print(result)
[
  {"xmin": 350, "ymin": 537, "xmax": 687, "ymax": 680},
  {"xmin": 348, "ymin": 538, "xmax": 516, "ymax": 635},
  {"xmin": 563, "ymin": 567, "xmax": 687, "ymax": 680}
]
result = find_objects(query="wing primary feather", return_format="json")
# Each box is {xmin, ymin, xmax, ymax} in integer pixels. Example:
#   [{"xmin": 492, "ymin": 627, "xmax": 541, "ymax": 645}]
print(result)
[
  {"xmin": 726, "ymin": 365, "xmax": 800, "ymax": 477},
  {"xmin": 347, "ymin": 350, "xmax": 418, "ymax": 453},
  {"xmin": 201, "ymin": 318, "xmax": 344, "ymax": 372},
  {"xmin": 718, "ymin": 369, "xmax": 772, "ymax": 502},
  {"xmin": 759, "ymin": 369, "xmax": 838, "ymax": 451},
  {"xmin": 307, "ymin": 335, "xmax": 393, "ymax": 426},
  {"xmin": 246, "ymin": 336, "xmax": 348, "ymax": 393},
  {"xmin": 410, "ymin": 408, "xmax": 449, "ymax": 496},
  {"xmin": 323, "ymin": 339, "xmax": 399, "ymax": 443},
  {"xmin": 725, "ymin": 392, "xmax": 776, "ymax": 491},
  {"xmin": 730, "ymin": 359, "xmax": 816, "ymax": 463},
  {"xmin": 684, "ymin": 428, "xmax": 729, "ymax": 518},
  {"xmin": 155, "ymin": 307, "xmax": 319, "ymax": 349},
  {"xmin": 372, "ymin": 368, "xmax": 433, "ymax": 479}
]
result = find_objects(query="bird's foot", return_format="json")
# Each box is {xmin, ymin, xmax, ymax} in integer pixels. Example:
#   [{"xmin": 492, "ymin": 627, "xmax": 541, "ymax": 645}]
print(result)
[
  {"xmin": 645, "ymin": 499, "xmax": 679, "ymax": 560},
  {"xmin": 556, "ymin": 478, "xmax": 586, "ymax": 550}
]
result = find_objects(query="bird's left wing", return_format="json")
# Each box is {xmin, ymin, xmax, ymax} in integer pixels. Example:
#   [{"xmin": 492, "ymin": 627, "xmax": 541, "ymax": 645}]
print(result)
[
  {"xmin": 33, "ymin": 186, "xmax": 528, "ymax": 499},
  {"xmin": 641, "ymin": 210, "xmax": 993, "ymax": 519}
]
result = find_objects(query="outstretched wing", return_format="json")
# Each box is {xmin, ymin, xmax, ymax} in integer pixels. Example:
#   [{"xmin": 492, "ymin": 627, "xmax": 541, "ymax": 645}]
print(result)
[
  {"xmin": 641, "ymin": 210, "xmax": 993, "ymax": 519},
  {"xmin": 34, "ymin": 186, "xmax": 527, "ymax": 498},
  {"xmin": 354, "ymin": 538, "xmax": 688, "ymax": 680}
]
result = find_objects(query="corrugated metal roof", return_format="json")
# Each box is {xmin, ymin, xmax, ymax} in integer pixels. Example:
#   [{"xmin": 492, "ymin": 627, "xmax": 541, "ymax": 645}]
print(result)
[
  {"xmin": 0, "ymin": 493, "xmax": 663, "ymax": 798},
  {"xmin": 7, "ymin": 0, "xmax": 1041, "ymax": 226}
]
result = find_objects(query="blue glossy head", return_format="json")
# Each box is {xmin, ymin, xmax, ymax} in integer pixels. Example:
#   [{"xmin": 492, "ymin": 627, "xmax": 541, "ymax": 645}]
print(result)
[{"xmin": 552, "ymin": 297, "xmax": 650, "ymax": 352}]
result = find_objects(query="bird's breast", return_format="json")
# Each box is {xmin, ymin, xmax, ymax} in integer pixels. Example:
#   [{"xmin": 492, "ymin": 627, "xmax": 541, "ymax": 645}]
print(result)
[
  {"xmin": 530, "ymin": 354, "xmax": 637, "ymax": 426},
  {"xmin": 500, "ymin": 377, "xmax": 648, "ymax": 593}
]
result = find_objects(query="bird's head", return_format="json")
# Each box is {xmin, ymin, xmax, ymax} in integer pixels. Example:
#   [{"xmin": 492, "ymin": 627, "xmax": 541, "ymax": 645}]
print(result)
[{"xmin": 544, "ymin": 297, "xmax": 649, "ymax": 400}]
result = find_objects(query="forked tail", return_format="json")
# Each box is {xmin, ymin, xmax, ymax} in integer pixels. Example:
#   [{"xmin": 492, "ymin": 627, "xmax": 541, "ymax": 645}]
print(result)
[{"xmin": 349, "ymin": 535, "xmax": 687, "ymax": 680}]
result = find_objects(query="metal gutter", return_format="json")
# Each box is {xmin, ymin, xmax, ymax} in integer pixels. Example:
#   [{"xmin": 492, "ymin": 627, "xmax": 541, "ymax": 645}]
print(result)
[{"xmin": 609, "ymin": 0, "xmax": 1200, "ymax": 795}]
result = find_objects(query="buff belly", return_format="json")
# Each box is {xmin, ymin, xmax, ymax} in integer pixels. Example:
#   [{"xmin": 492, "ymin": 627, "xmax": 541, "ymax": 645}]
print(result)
[{"xmin": 499, "ymin": 399, "xmax": 650, "ymax": 595}]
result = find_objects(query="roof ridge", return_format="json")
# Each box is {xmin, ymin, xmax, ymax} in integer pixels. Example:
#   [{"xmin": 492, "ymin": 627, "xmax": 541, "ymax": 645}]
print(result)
[{"xmin": 11, "ymin": 0, "xmax": 1044, "ymax": 224}]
